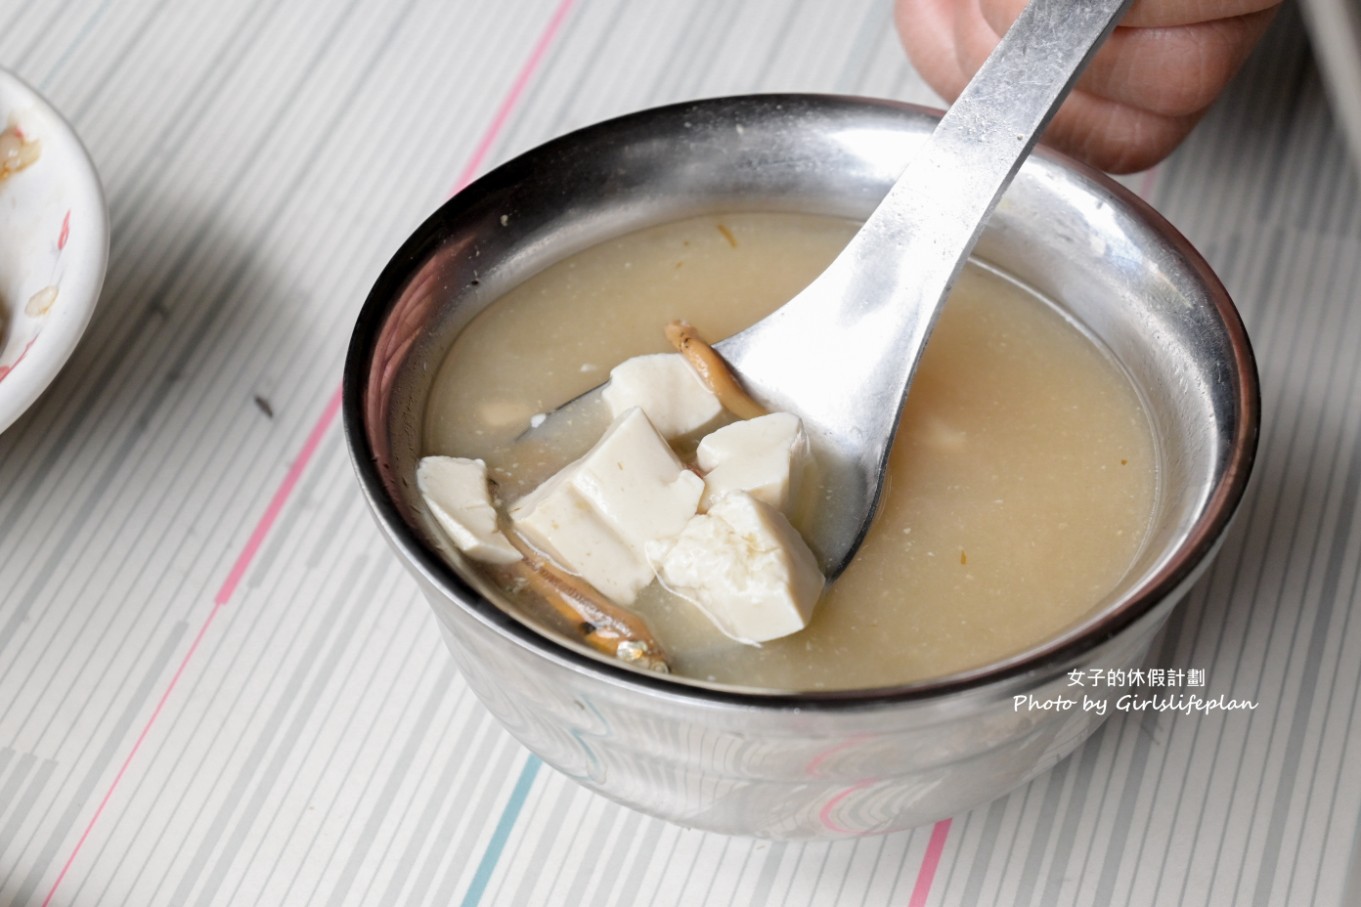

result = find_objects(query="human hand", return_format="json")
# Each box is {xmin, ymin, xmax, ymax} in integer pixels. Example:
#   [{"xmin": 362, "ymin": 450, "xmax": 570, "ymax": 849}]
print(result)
[{"xmin": 895, "ymin": 0, "xmax": 1282, "ymax": 173}]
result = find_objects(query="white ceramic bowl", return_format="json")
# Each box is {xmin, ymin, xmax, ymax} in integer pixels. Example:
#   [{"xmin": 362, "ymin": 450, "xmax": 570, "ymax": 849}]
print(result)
[{"xmin": 0, "ymin": 68, "xmax": 108, "ymax": 435}]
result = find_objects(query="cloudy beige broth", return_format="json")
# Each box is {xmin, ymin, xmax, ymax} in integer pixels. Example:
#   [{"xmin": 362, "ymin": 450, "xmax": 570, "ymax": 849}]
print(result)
[{"xmin": 425, "ymin": 212, "xmax": 1156, "ymax": 689}]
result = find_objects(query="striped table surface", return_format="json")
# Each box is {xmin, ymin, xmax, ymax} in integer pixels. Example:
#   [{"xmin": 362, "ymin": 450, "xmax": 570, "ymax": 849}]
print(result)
[{"xmin": 1, "ymin": 1, "xmax": 1358, "ymax": 905}]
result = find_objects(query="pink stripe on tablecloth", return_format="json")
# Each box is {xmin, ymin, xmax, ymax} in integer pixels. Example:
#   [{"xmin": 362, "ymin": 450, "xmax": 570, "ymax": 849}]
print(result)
[
  {"xmin": 214, "ymin": 385, "xmax": 343, "ymax": 605},
  {"xmin": 451, "ymin": 0, "xmax": 576, "ymax": 195},
  {"xmin": 908, "ymin": 819, "xmax": 953, "ymax": 907},
  {"xmin": 41, "ymin": 3, "xmax": 576, "ymax": 903},
  {"xmin": 40, "ymin": 594, "xmax": 232, "ymax": 907}
]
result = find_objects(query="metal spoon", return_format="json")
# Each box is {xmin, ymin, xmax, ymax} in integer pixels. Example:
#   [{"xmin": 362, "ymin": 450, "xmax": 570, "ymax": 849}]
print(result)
[{"xmin": 533, "ymin": 0, "xmax": 1132, "ymax": 578}]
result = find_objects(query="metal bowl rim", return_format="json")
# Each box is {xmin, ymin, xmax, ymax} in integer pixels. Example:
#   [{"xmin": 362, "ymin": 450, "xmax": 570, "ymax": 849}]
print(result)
[{"xmin": 342, "ymin": 92, "xmax": 1260, "ymax": 711}]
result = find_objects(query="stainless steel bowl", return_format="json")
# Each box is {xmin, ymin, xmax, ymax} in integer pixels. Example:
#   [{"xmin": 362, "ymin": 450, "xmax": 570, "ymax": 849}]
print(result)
[{"xmin": 343, "ymin": 95, "xmax": 1258, "ymax": 838}]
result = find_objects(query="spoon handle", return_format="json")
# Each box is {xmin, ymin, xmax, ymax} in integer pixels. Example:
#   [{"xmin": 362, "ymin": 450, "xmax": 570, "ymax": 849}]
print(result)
[
  {"xmin": 731, "ymin": 0, "xmax": 1133, "ymax": 400},
  {"xmin": 863, "ymin": 0, "xmax": 1134, "ymax": 305},
  {"xmin": 717, "ymin": 0, "xmax": 1132, "ymax": 575}
]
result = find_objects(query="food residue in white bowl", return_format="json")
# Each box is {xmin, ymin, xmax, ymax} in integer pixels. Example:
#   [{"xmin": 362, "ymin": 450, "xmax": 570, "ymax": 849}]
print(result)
[{"xmin": 0, "ymin": 121, "xmax": 40, "ymax": 182}]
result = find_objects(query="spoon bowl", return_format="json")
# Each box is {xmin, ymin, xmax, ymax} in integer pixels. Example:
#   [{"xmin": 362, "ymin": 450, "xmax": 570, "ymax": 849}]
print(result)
[{"xmin": 527, "ymin": 0, "xmax": 1133, "ymax": 576}]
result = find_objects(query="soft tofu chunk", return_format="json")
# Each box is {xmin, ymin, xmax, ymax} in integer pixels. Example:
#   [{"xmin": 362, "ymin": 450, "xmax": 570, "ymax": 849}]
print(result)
[
  {"xmin": 511, "ymin": 407, "xmax": 704, "ymax": 604},
  {"xmin": 696, "ymin": 412, "xmax": 807, "ymax": 512},
  {"xmin": 509, "ymin": 465, "xmax": 640, "ymax": 596},
  {"xmin": 648, "ymin": 491, "xmax": 824, "ymax": 644},
  {"xmin": 417, "ymin": 456, "xmax": 521, "ymax": 565},
  {"xmin": 602, "ymin": 353, "xmax": 726, "ymax": 440}
]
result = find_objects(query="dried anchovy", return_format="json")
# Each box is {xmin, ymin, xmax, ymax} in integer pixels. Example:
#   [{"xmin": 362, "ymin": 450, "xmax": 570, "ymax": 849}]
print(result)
[
  {"xmin": 498, "ymin": 529, "xmax": 670, "ymax": 674},
  {"xmin": 665, "ymin": 320, "xmax": 766, "ymax": 420}
]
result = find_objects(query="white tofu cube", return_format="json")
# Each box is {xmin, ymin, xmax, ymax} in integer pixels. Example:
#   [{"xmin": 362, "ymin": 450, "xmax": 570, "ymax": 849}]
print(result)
[
  {"xmin": 648, "ymin": 491, "xmax": 824, "ymax": 644},
  {"xmin": 602, "ymin": 353, "xmax": 725, "ymax": 440},
  {"xmin": 511, "ymin": 407, "xmax": 704, "ymax": 604},
  {"xmin": 508, "ymin": 465, "xmax": 640, "ymax": 597},
  {"xmin": 696, "ymin": 412, "xmax": 807, "ymax": 512},
  {"xmin": 417, "ymin": 456, "xmax": 521, "ymax": 565}
]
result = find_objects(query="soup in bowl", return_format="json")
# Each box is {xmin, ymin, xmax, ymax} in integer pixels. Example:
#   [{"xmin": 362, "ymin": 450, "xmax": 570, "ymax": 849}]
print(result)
[{"xmin": 343, "ymin": 95, "xmax": 1257, "ymax": 838}]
